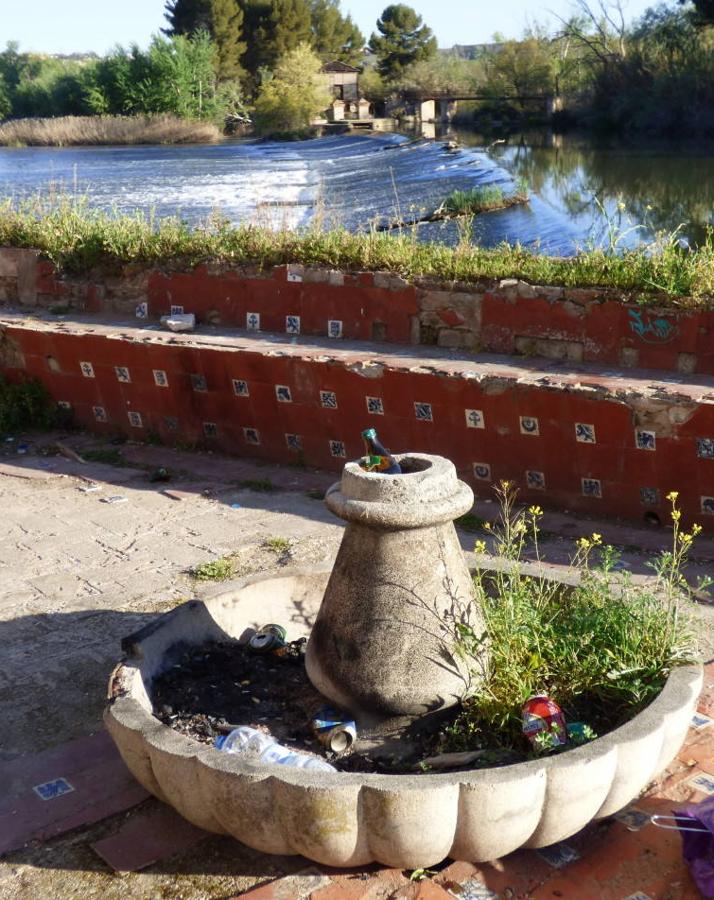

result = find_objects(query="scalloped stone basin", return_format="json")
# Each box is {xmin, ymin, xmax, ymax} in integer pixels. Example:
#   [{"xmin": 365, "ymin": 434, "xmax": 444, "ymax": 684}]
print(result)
[{"xmin": 105, "ymin": 567, "xmax": 702, "ymax": 869}]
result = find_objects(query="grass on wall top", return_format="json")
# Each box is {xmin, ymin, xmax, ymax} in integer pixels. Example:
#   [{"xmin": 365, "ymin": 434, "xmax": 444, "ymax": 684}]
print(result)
[{"xmin": 1, "ymin": 198, "xmax": 713, "ymax": 305}]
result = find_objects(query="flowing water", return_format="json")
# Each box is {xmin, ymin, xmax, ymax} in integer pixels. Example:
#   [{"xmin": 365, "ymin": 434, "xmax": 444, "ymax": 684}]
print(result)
[{"xmin": 0, "ymin": 130, "xmax": 712, "ymax": 256}]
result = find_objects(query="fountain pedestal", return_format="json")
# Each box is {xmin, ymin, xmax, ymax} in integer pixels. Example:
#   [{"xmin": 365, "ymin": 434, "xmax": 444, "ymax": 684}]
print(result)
[{"xmin": 305, "ymin": 453, "xmax": 486, "ymax": 718}]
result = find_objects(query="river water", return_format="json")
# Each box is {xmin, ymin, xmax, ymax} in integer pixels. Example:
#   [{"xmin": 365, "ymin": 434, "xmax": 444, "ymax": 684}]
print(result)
[{"xmin": 0, "ymin": 130, "xmax": 712, "ymax": 256}]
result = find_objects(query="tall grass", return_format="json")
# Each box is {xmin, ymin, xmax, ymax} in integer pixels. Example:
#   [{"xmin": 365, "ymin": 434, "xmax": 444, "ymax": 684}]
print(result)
[
  {"xmin": 0, "ymin": 197, "xmax": 713, "ymax": 303},
  {"xmin": 0, "ymin": 116, "xmax": 222, "ymax": 147}
]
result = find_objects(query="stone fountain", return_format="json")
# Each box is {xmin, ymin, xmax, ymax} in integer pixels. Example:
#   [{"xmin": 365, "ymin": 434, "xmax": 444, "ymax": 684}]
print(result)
[{"xmin": 105, "ymin": 452, "xmax": 702, "ymax": 868}]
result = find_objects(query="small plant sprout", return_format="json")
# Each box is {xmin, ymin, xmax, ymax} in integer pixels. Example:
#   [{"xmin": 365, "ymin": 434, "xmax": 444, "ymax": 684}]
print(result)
[
  {"xmin": 191, "ymin": 556, "xmax": 236, "ymax": 581},
  {"xmin": 265, "ymin": 536, "xmax": 291, "ymax": 555}
]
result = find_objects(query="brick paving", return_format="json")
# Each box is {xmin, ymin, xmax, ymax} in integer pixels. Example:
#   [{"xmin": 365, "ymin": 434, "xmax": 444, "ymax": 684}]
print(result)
[{"xmin": 1, "ymin": 436, "xmax": 714, "ymax": 897}]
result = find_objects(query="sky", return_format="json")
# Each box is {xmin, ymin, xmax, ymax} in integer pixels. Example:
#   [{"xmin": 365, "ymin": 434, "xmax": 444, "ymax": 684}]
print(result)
[{"xmin": 1, "ymin": 0, "xmax": 660, "ymax": 56}]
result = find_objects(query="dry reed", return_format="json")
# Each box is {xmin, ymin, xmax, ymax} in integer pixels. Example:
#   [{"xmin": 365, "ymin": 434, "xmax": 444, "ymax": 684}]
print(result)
[{"xmin": 0, "ymin": 115, "xmax": 222, "ymax": 147}]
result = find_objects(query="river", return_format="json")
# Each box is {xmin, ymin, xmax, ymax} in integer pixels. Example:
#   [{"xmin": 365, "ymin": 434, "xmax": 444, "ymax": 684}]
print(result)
[{"xmin": 0, "ymin": 129, "xmax": 712, "ymax": 256}]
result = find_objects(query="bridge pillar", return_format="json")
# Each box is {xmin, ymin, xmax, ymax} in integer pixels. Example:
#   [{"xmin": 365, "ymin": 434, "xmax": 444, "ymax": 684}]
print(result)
[
  {"xmin": 436, "ymin": 99, "xmax": 458, "ymax": 121},
  {"xmin": 419, "ymin": 99, "xmax": 436, "ymax": 122},
  {"xmin": 545, "ymin": 95, "xmax": 563, "ymax": 115}
]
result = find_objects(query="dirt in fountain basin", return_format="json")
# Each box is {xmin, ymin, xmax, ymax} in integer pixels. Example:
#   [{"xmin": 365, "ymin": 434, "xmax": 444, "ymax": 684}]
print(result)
[{"xmin": 151, "ymin": 641, "xmax": 638, "ymax": 773}]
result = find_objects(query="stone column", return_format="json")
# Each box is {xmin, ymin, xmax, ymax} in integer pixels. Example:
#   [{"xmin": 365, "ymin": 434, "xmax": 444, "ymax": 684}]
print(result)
[{"xmin": 306, "ymin": 454, "xmax": 487, "ymax": 719}]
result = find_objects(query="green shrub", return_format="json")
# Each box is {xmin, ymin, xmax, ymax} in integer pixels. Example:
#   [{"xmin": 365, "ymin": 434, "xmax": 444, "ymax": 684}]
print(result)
[{"xmin": 0, "ymin": 375, "xmax": 56, "ymax": 435}]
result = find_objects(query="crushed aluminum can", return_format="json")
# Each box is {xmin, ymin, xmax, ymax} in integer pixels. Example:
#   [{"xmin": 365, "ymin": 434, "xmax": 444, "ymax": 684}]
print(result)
[
  {"xmin": 312, "ymin": 706, "xmax": 357, "ymax": 753},
  {"xmin": 522, "ymin": 694, "xmax": 568, "ymax": 748},
  {"xmin": 249, "ymin": 624, "xmax": 287, "ymax": 653}
]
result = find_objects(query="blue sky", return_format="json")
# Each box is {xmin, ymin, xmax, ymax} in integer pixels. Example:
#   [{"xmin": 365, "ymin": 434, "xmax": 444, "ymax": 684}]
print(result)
[{"xmin": 2, "ymin": 0, "xmax": 661, "ymax": 55}]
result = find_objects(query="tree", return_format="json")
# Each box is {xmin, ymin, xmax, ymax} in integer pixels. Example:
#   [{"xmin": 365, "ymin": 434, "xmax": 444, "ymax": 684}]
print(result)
[
  {"xmin": 163, "ymin": 0, "xmax": 213, "ymax": 35},
  {"xmin": 0, "ymin": 77, "xmax": 11, "ymax": 120},
  {"xmin": 481, "ymin": 38, "xmax": 554, "ymax": 106},
  {"xmin": 310, "ymin": 0, "xmax": 364, "ymax": 64},
  {"xmin": 678, "ymin": 0, "xmax": 714, "ymax": 26},
  {"xmin": 210, "ymin": 0, "xmax": 247, "ymax": 80},
  {"xmin": 252, "ymin": 41, "xmax": 330, "ymax": 134},
  {"xmin": 368, "ymin": 4, "xmax": 437, "ymax": 81},
  {"xmin": 271, "ymin": 0, "xmax": 313, "ymax": 62}
]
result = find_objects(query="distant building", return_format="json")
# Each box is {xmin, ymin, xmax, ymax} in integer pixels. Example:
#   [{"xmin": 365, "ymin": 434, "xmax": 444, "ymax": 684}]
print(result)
[{"xmin": 319, "ymin": 61, "xmax": 360, "ymax": 103}]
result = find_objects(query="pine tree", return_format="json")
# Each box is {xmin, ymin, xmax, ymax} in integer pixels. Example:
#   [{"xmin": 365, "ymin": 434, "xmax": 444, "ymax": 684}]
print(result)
[
  {"xmin": 211, "ymin": 0, "xmax": 247, "ymax": 80},
  {"xmin": 368, "ymin": 4, "xmax": 437, "ymax": 81},
  {"xmin": 163, "ymin": 0, "xmax": 213, "ymax": 36},
  {"xmin": 271, "ymin": 0, "xmax": 313, "ymax": 63},
  {"xmin": 310, "ymin": 0, "xmax": 364, "ymax": 64}
]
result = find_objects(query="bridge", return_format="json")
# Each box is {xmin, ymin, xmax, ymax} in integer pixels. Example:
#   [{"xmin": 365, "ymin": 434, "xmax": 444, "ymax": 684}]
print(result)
[{"xmin": 396, "ymin": 91, "xmax": 561, "ymax": 122}]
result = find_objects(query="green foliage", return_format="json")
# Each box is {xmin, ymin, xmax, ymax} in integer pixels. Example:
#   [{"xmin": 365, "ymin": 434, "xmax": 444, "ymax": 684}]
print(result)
[
  {"xmin": 253, "ymin": 42, "xmax": 330, "ymax": 136},
  {"xmin": 678, "ymin": 0, "xmax": 714, "ymax": 26},
  {"xmin": 82, "ymin": 447, "xmax": 126, "ymax": 465},
  {"xmin": 265, "ymin": 536, "xmax": 291, "ymax": 553},
  {"xmin": 191, "ymin": 555, "xmax": 237, "ymax": 579},
  {"xmin": 0, "ymin": 376, "xmax": 56, "ymax": 436},
  {"xmin": 357, "ymin": 65, "xmax": 386, "ymax": 101},
  {"xmin": 368, "ymin": 4, "xmax": 437, "ymax": 81},
  {"xmin": 238, "ymin": 478, "xmax": 277, "ymax": 491},
  {"xmin": 0, "ymin": 76, "xmax": 11, "ymax": 120},
  {"xmin": 271, "ymin": 0, "xmax": 313, "ymax": 64},
  {"xmin": 310, "ymin": 0, "xmax": 364, "ymax": 64},
  {"xmin": 440, "ymin": 185, "xmax": 528, "ymax": 216},
  {"xmin": 445, "ymin": 485, "xmax": 702, "ymax": 755},
  {"xmin": 395, "ymin": 54, "xmax": 482, "ymax": 95},
  {"xmin": 164, "ymin": 0, "xmax": 213, "ymax": 35},
  {"xmin": 2, "ymin": 196, "xmax": 714, "ymax": 302},
  {"xmin": 210, "ymin": 0, "xmax": 247, "ymax": 81}
]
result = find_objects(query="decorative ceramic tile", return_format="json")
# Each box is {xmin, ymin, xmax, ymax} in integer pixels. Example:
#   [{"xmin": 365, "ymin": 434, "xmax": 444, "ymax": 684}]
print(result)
[
  {"xmin": 135, "ymin": 302, "xmax": 148, "ymax": 318},
  {"xmin": 414, "ymin": 402, "xmax": 433, "ymax": 422},
  {"xmin": 582, "ymin": 477, "xmax": 602, "ymax": 498},
  {"xmin": 526, "ymin": 470, "xmax": 546, "ymax": 490},
  {"xmin": 33, "ymin": 778, "xmax": 74, "ymax": 801},
  {"xmin": 286, "ymin": 265, "xmax": 303, "ymax": 283},
  {"xmin": 635, "ymin": 429, "xmax": 656, "ymax": 451},
  {"xmin": 190, "ymin": 374, "xmax": 208, "ymax": 392},
  {"xmin": 80, "ymin": 361, "xmax": 95, "ymax": 378},
  {"xmin": 170, "ymin": 304, "xmax": 184, "ymax": 316},
  {"xmin": 153, "ymin": 369, "xmax": 168, "ymax": 387},
  {"xmin": 329, "ymin": 440, "xmax": 346, "ymax": 458},
  {"xmin": 473, "ymin": 462, "xmax": 491, "ymax": 481},
  {"xmin": 614, "ymin": 807, "xmax": 652, "ymax": 831},
  {"xmin": 519, "ymin": 416, "xmax": 540, "ymax": 436},
  {"xmin": 164, "ymin": 416, "xmax": 179, "ymax": 431},
  {"xmin": 366, "ymin": 396, "xmax": 384, "ymax": 415},
  {"xmin": 623, "ymin": 893, "xmax": 654, "ymax": 900},
  {"xmin": 701, "ymin": 496, "xmax": 714, "ymax": 515},
  {"xmin": 687, "ymin": 771, "xmax": 714, "ymax": 794},
  {"xmin": 275, "ymin": 384, "xmax": 292, "ymax": 403},
  {"xmin": 115, "ymin": 366, "xmax": 131, "ymax": 383},
  {"xmin": 692, "ymin": 712, "xmax": 714, "ymax": 730},
  {"xmin": 92, "ymin": 406, "xmax": 107, "ymax": 422},
  {"xmin": 456, "ymin": 882, "xmax": 499, "ymax": 900},
  {"xmin": 536, "ymin": 841, "xmax": 580, "ymax": 868},
  {"xmin": 203, "ymin": 422, "xmax": 218, "ymax": 438},
  {"xmin": 246, "ymin": 312, "xmax": 260, "ymax": 331},
  {"xmin": 243, "ymin": 427, "xmax": 260, "ymax": 445},
  {"xmin": 327, "ymin": 319, "xmax": 343, "ymax": 339},
  {"xmin": 57, "ymin": 400, "xmax": 72, "ymax": 410},
  {"xmin": 320, "ymin": 390, "xmax": 338, "ymax": 409},
  {"xmin": 286, "ymin": 433, "xmax": 302, "ymax": 451},
  {"xmin": 232, "ymin": 379, "xmax": 249, "ymax": 397},
  {"xmin": 640, "ymin": 487, "xmax": 660, "ymax": 505},
  {"xmin": 697, "ymin": 438, "xmax": 714, "ymax": 459},
  {"xmin": 285, "ymin": 315, "xmax": 301, "ymax": 335},
  {"xmin": 465, "ymin": 409, "xmax": 485, "ymax": 429},
  {"xmin": 128, "ymin": 411, "xmax": 143, "ymax": 428},
  {"xmin": 575, "ymin": 422, "xmax": 596, "ymax": 443}
]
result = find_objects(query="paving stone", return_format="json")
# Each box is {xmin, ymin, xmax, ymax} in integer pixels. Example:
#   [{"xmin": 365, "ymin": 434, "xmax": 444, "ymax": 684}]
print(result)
[{"xmin": 90, "ymin": 801, "xmax": 208, "ymax": 871}]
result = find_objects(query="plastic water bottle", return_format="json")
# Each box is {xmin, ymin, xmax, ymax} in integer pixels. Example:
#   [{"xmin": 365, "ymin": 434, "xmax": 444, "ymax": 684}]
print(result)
[{"xmin": 214, "ymin": 726, "xmax": 336, "ymax": 772}]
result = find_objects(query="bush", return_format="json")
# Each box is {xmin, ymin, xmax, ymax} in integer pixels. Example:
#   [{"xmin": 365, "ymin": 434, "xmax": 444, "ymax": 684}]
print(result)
[
  {"xmin": 0, "ymin": 375, "xmax": 56, "ymax": 435},
  {"xmin": 253, "ymin": 43, "xmax": 330, "ymax": 138}
]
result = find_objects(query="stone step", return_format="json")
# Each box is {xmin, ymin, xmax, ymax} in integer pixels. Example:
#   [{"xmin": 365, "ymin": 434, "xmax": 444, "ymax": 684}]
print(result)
[{"xmin": 2, "ymin": 308, "xmax": 714, "ymax": 529}]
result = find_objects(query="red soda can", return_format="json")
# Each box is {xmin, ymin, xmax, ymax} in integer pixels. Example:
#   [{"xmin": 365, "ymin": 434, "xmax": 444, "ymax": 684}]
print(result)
[{"xmin": 522, "ymin": 694, "xmax": 568, "ymax": 747}]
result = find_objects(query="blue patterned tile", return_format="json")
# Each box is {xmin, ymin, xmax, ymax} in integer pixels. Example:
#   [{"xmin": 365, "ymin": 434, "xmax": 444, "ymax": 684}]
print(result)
[
  {"xmin": 128, "ymin": 411, "xmax": 143, "ymax": 428},
  {"xmin": 456, "ymin": 881, "xmax": 499, "ymax": 900},
  {"xmin": 286, "ymin": 433, "xmax": 302, "ymax": 451},
  {"xmin": 190, "ymin": 373, "xmax": 208, "ymax": 392},
  {"xmin": 519, "ymin": 415, "xmax": 539, "ymax": 436},
  {"xmin": 80, "ymin": 361, "xmax": 95, "ymax": 378},
  {"xmin": 243, "ymin": 427, "xmax": 260, "ymax": 445},
  {"xmin": 526, "ymin": 470, "xmax": 546, "ymax": 490},
  {"xmin": 92, "ymin": 405, "xmax": 107, "ymax": 422},
  {"xmin": 275, "ymin": 385, "xmax": 292, "ymax": 403},
  {"xmin": 33, "ymin": 778, "xmax": 74, "ymax": 801},
  {"xmin": 697, "ymin": 438, "xmax": 714, "ymax": 459},
  {"xmin": 701, "ymin": 496, "xmax": 714, "ymax": 515},
  {"xmin": 203, "ymin": 422, "xmax": 218, "ymax": 437},
  {"xmin": 614, "ymin": 807, "xmax": 652, "ymax": 831},
  {"xmin": 135, "ymin": 302, "xmax": 148, "ymax": 319},
  {"xmin": 232, "ymin": 379, "xmax": 249, "ymax": 397},
  {"xmin": 246, "ymin": 312, "xmax": 260, "ymax": 331},
  {"xmin": 320, "ymin": 390, "xmax": 338, "ymax": 409},
  {"xmin": 414, "ymin": 401, "xmax": 433, "ymax": 422},
  {"xmin": 153, "ymin": 369, "xmax": 168, "ymax": 387},
  {"xmin": 164, "ymin": 416, "xmax": 179, "ymax": 431},
  {"xmin": 473, "ymin": 462, "xmax": 491, "ymax": 481},
  {"xmin": 640, "ymin": 487, "xmax": 660, "ymax": 505},
  {"xmin": 688, "ymin": 772, "xmax": 714, "ymax": 794},
  {"xmin": 170, "ymin": 304, "xmax": 184, "ymax": 315},
  {"xmin": 285, "ymin": 315, "xmax": 301, "ymax": 335},
  {"xmin": 582, "ymin": 477, "xmax": 602, "ymax": 498},
  {"xmin": 366, "ymin": 396, "xmax": 384, "ymax": 415},
  {"xmin": 635, "ymin": 429, "xmax": 656, "ymax": 451},
  {"xmin": 536, "ymin": 841, "xmax": 580, "ymax": 868},
  {"xmin": 329, "ymin": 440, "xmax": 346, "ymax": 458},
  {"xmin": 575, "ymin": 422, "xmax": 596, "ymax": 443},
  {"xmin": 465, "ymin": 408, "xmax": 485, "ymax": 429},
  {"xmin": 115, "ymin": 366, "xmax": 131, "ymax": 383},
  {"xmin": 327, "ymin": 319, "xmax": 343, "ymax": 339},
  {"xmin": 57, "ymin": 400, "xmax": 71, "ymax": 410}
]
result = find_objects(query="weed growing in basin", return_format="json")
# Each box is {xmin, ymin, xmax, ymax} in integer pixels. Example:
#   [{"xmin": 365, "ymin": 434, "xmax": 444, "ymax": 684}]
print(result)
[
  {"xmin": 82, "ymin": 447, "xmax": 126, "ymax": 465},
  {"xmin": 238, "ymin": 478, "xmax": 276, "ymax": 492},
  {"xmin": 440, "ymin": 185, "xmax": 528, "ymax": 217},
  {"xmin": 446, "ymin": 484, "xmax": 703, "ymax": 757},
  {"xmin": 454, "ymin": 512, "xmax": 487, "ymax": 532},
  {"xmin": 191, "ymin": 555, "xmax": 236, "ymax": 581},
  {"xmin": 0, "ymin": 376, "xmax": 56, "ymax": 435},
  {"xmin": 264, "ymin": 536, "xmax": 291, "ymax": 555}
]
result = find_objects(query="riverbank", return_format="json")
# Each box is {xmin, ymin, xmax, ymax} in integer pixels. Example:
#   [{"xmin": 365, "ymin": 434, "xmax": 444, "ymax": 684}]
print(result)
[
  {"xmin": 1, "ymin": 202, "xmax": 712, "ymax": 303},
  {"xmin": 0, "ymin": 115, "xmax": 223, "ymax": 147}
]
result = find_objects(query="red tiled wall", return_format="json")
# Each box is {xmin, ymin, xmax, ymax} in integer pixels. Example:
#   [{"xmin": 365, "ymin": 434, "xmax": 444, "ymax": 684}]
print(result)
[{"xmin": 5, "ymin": 323, "xmax": 714, "ymax": 531}]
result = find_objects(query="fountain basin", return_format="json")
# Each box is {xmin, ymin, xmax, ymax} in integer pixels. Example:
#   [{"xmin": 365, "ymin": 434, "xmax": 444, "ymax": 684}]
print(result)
[{"xmin": 105, "ymin": 567, "xmax": 702, "ymax": 868}]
